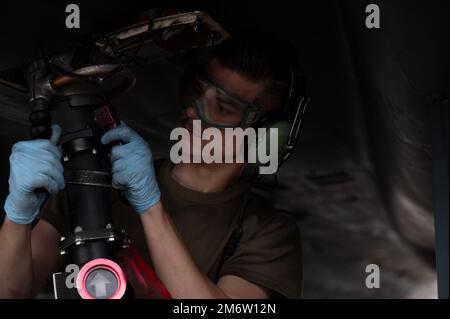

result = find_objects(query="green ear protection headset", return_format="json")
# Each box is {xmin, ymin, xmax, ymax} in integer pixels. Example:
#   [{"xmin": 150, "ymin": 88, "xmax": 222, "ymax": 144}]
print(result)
[{"xmin": 246, "ymin": 48, "xmax": 310, "ymax": 171}]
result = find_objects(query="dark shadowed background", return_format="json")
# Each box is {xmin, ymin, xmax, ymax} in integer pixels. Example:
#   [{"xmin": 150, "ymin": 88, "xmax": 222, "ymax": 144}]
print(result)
[{"xmin": 0, "ymin": 0, "xmax": 448, "ymax": 298}]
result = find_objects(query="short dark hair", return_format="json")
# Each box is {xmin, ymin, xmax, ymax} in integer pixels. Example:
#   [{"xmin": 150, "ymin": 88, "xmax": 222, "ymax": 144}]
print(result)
[{"xmin": 180, "ymin": 30, "xmax": 294, "ymax": 112}]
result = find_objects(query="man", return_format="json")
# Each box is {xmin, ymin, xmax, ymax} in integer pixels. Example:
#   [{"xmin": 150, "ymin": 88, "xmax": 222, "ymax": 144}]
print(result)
[{"xmin": 0, "ymin": 31, "xmax": 303, "ymax": 299}]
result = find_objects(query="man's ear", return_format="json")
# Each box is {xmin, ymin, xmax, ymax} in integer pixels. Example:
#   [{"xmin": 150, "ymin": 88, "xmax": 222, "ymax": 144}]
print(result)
[
  {"xmin": 179, "ymin": 105, "xmax": 196, "ymax": 127},
  {"xmin": 185, "ymin": 106, "xmax": 198, "ymax": 119}
]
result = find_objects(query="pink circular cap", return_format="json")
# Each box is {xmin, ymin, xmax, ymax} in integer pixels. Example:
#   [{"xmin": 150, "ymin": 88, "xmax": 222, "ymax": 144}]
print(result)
[{"xmin": 77, "ymin": 258, "xmax": 127, "ymax": 299}]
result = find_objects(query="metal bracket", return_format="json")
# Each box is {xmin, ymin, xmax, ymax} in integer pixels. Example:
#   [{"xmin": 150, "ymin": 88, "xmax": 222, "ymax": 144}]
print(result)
[{"xmin": 59, "ymin": 228, "xmax": 130, "ymax": 254}]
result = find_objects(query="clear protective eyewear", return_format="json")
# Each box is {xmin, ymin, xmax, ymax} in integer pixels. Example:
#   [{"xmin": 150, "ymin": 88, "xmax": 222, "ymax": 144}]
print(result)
[{"xmin": 194, "ymin": 75, "xmax": 263, "ymax": 128}]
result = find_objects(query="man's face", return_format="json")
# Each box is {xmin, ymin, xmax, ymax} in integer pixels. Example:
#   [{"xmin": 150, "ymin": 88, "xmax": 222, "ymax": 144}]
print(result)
[{"xmin": 181, "ymin": 59, "xmax": 267, "ymax": 163}]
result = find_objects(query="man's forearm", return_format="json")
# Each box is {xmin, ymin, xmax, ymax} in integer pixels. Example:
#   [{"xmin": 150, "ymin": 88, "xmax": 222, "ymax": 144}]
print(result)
[
  {"xmin": 0, "ymin": 217, "xmax": 35, "ymax": 298},
  {"xmin": 139, "ymin": 202, "xmax": 230, "ymax": 299}
]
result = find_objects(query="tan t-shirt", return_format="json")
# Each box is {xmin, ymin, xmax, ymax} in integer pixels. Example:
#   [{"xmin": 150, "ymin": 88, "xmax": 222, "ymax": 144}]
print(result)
[{"xmin": 40, "ymin": 160, "xmax": 303, "ymax": 298}]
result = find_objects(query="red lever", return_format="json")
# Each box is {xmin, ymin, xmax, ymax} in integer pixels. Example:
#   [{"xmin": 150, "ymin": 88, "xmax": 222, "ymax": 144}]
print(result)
[
  {"xmin": 118, "ymin": 246, "xmax": 172, "ymax": 299},
  {"xmin": 94, "ymin": 105, "xmax": 122, "ymax": 146}
]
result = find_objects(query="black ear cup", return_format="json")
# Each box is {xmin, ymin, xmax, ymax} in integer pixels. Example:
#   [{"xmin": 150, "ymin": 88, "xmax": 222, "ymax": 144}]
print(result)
[{"xmin": 247, "ymin": 120, "xmax": 291, "ymax": 167}]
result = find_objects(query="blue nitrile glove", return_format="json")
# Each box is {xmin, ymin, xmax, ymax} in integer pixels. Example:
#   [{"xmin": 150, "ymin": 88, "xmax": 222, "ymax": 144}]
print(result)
[
  {"xmin": 101, "ymin": 122, "xmax": 161, "ymax": 213},
  {"xmin": 4, "ymin": 125, "xmax": 65, "ymax": 224}
]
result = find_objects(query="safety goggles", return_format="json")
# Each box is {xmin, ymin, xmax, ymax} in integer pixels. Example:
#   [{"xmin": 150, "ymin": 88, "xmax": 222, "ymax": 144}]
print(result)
[{"xmin": 194, "ymin": 75, "xmax": 263, "ymax": 128}]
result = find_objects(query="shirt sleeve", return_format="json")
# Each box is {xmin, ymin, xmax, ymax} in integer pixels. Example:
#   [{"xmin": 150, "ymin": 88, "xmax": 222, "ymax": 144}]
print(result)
[{"xmin": 218, "ymin": 210, "xmax": 303, "ymax": 299}]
